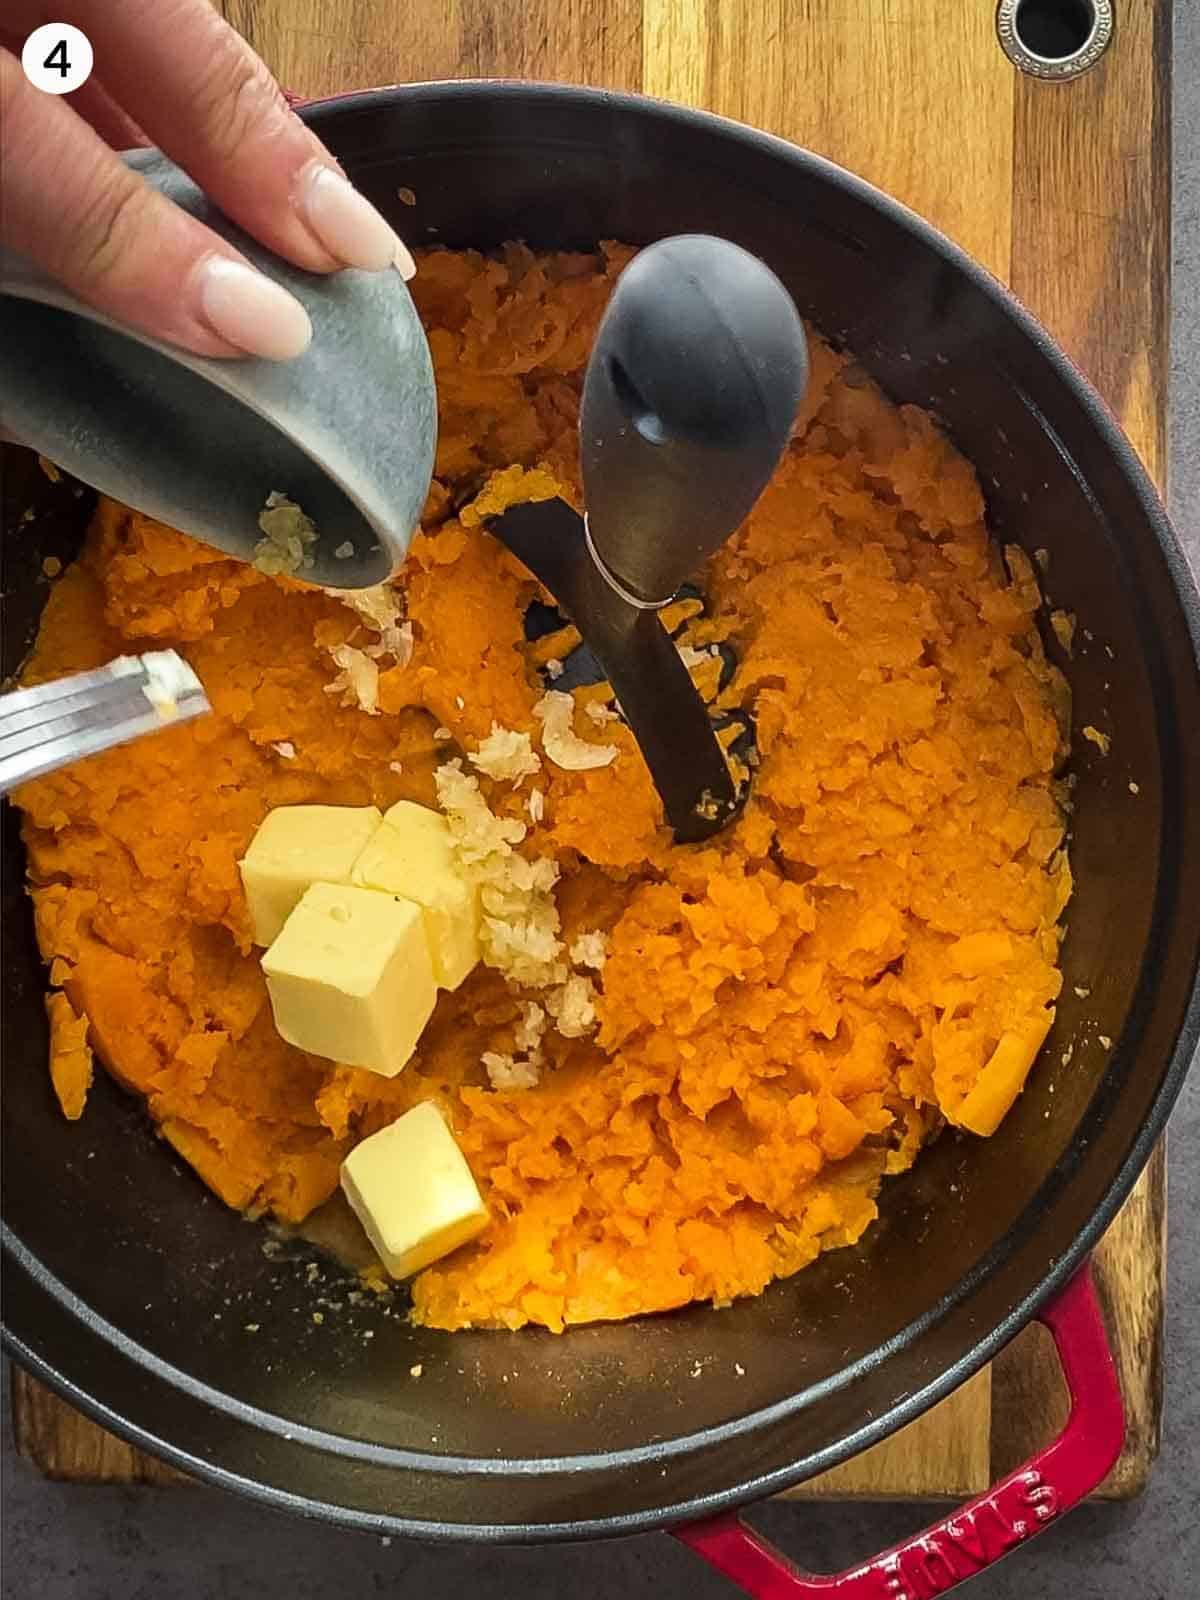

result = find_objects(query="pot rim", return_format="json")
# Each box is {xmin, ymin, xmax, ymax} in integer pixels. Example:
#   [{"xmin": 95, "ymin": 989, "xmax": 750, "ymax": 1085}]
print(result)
[{"xmin": 4, "ymin": 77, "xmax": 1199, "ymax": 1543}]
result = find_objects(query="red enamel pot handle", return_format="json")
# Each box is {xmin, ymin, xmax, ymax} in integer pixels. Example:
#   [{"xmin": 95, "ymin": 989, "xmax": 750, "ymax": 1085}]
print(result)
[{"xmin": 674, "ymin": 1262, "xmax": 1123, "ymax": 1598}]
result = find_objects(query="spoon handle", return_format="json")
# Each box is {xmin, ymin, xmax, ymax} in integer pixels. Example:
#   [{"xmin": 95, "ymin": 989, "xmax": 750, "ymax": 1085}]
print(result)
[{"xmin": 580, "ymin": 235, "xmax": 809, "ymax": 607}]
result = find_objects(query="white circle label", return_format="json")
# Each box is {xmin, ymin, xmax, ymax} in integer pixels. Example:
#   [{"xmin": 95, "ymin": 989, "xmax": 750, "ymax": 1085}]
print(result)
[{"xmin": 21, "ymin": 23, "xmax": 94, "ymax": 95}]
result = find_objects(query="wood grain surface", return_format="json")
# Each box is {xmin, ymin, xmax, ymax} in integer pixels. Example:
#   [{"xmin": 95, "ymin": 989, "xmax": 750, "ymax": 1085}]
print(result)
[{"xmin": 12, "ymin": 0, "xmax": 1172, "ymax": 1502}]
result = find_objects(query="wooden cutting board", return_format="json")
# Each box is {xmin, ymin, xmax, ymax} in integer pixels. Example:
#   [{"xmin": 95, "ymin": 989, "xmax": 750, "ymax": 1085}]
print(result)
[{"xmin": 12, "ymin": 0, "xmax": 1171, "ymax": 1501}]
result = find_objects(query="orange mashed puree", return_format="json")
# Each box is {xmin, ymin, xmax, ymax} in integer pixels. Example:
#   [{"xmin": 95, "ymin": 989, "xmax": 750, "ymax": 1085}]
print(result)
[{"xmin": 15, "ymin": 244, "xmax": 1071, "ymax": 1332}]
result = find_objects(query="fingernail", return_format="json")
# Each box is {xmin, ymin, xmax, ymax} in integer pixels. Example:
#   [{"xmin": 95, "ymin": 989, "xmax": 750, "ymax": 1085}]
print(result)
[
  {"xmin": 299, "ymin": 162, "xmax": 410, "ymax": 272},
  {"xmin": 394, "ymin": 239, "xmax": 417, "ymax": 281},
  {"xmin": 196, "ymin": 256, "xmax": 312, "ymax": 360}
]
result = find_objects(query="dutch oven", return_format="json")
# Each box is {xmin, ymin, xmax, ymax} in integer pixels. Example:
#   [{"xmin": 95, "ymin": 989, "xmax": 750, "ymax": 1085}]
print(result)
[{"xmin": 3, "ymin": 82, "xmax": 1199, "ymax": 1599}]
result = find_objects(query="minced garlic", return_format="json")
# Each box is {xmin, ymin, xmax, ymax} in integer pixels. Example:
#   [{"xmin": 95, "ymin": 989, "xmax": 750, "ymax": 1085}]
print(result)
[
  {"xmin": 469, "ymin": 725, "xmax": 541, "ymax": 784},
  {"xmin": 584, "ymin": 700, "xmax": 620, "ymax": 727},
  {"xmin": 516, "ymin": 1001, "xmax": 548, "ymax": 1055},
  {"xmin": 569, "ymin": 930, "xmax": 608, "ymax": 970},
  {"xmin": 545, "ymin": 973, "xmax": 597, "ymax": 1038},
  {"xmin": 677, "ymin": 642, "xmax": 718, "ymax": 669},
  {"xmin": 254, "ymin": 491, "xmax": 317, "ymax": 576},
  {"xmin": 435, "ymin": 760, "xmax": 567, "ymax": 990},
  {"xmin": 326, "ymin": 582, "xmax": 400, "ymax": 633},
  {"xmin": 481, "ymin": 1002, "xmax": 548, "ymax": 1091},
  {"xmin": 479, "ymin": 858, "xmax": 567, "ymax": 989},
  {"xmin": 533, "ymin": 690, "xmax": 618, "ymax": 771},
  {"xmin": 483, "ymin": 1052, "xmax": 541, "ymax": 1090},
  {"xmin": 324, "ymin": 644, "xmax": 380, "ymax": 714},
  {"xmin": 324, "ymin": 585, "xmax": 414, "ymax": 667},
  {"xmin": 433, "ymin": 762, "xmax": 602, "ymax": 1047},
  {"xmin": 434, "ymin": 759, "xmax": 526, "ymax": 863}
]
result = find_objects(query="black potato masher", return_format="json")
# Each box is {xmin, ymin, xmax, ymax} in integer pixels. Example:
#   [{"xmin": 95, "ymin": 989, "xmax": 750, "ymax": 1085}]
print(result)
[{"xmin": 488, "ymin": 235, "xmax": 809, "ymax": 843}]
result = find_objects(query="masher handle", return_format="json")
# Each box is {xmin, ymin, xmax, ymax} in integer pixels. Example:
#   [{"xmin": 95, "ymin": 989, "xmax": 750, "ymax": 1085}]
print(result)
[{"xmin": 580, "ymin": 235, "xmax": 809, "ymax": 607}]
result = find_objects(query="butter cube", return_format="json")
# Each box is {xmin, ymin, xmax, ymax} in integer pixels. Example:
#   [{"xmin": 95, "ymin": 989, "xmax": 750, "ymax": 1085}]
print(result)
[
  {"xmin": 340, "ymin": 1101, "xmax": 489, "ymax": 1278},
  {"xmin": 239, "ymin": 804, "xmax": 382, "ymax": 945},
  {"xmin": 262, "ymin": 882, "xmax": 435, "ymax": 1076},
  {"xmin": 351, "ymin": 801, "xmax": 480, "ymax": 989}
]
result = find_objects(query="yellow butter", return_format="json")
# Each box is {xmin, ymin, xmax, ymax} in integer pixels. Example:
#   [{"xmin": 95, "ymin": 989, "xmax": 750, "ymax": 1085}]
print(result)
[
  {"xmin": 351, "ymin": 800, "xmax": 480, "ymax": 989},
  {"xmin": 239, "ymin": 804, "xmax": 382, "ymax": 945},
  {"xmin": 262, "ymin": 881, "xmax": 435, "ymax": 1077},
  {"xmin": 340, "ymin": 1101, "xmax": 489, "ymax": 1279}
]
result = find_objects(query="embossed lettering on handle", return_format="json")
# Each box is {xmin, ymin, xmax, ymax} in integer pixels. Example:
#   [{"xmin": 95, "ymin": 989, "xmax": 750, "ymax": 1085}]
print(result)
[{"xmin": 674, "ymin": 1263, "xmax": 1123, "ymax": 1598}]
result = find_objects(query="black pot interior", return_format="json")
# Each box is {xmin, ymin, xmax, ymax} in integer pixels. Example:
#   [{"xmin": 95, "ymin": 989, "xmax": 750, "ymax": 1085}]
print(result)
[{"xmin": 3, "ymin": 85, "xmax": 1199, "ymax": 1539}]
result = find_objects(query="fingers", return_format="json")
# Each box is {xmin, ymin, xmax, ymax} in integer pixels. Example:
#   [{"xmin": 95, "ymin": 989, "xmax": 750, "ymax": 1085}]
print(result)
[
  {"xmin": 56, "ymin": 0, "xmax": 415, "ymax": 279},
  {"xmin": 0, "ymin": 48, "xmax": 312, "ymax": 360},
  {"xmin": 0, "ymin": 20, "xmax": 144, "ymax": 150},
  {"xmin": 63, "ymin": 71, "xmax": 149, "ymax": 151},
  {"xmin": 2, "ymin": 0, "xmax": 413, "ymax": 364},
  {"xmin": 0, "ymin": 22, "xmax": 149, "ymax": 148}
]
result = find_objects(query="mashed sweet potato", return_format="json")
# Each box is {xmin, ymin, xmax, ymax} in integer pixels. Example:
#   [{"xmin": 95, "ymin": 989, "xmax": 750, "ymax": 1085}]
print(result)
[{"xmin": 14, "ymin": 243, "xmax": 1071, "ymax": 1332}]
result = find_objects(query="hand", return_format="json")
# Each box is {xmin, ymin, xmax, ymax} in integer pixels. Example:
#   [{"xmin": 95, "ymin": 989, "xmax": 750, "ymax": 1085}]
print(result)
[{"xmin": 0, "ymin": 1, "xmax": 415, "ymax": 360}]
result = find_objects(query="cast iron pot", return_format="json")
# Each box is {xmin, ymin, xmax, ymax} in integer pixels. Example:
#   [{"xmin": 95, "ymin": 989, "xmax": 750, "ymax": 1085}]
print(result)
[{"xmin": 3, "ymin": 82, "xmax": 1199, "ymax": 1598}]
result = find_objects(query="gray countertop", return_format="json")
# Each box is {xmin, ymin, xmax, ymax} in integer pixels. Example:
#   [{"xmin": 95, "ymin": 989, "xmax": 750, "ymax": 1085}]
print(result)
[{"xmin": 3, "ymin": 8, "xmax": 1198, "ymax": 1596}]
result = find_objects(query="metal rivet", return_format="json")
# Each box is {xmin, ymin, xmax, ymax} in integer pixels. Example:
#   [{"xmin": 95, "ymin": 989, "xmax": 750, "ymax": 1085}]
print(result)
[{"xmin": 996, "ymin": 0, "xmax": 1114, "ymax": 80}]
